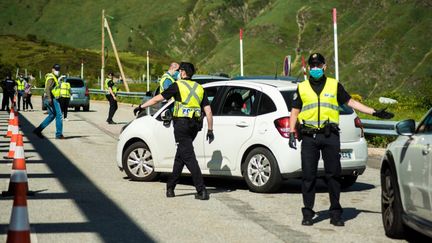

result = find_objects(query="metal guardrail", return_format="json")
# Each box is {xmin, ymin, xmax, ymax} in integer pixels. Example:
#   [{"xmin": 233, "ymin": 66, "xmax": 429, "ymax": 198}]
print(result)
[
  {"xmin": 361, "ymin": 119, "xmax": 398, "ymax": 136},
  {"xmin": 35, "ymin": 88, "xmax": 401, "ymax": 136}
]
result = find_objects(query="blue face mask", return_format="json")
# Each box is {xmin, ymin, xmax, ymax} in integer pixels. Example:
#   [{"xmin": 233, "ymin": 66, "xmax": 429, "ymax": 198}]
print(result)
[
  {"xmin": 309, "ymin": 67, "xmax": 324, "ymax": 79},
  {"xmin": 173, "ymin": 71, "xmax": 180, "ymax": 80}
]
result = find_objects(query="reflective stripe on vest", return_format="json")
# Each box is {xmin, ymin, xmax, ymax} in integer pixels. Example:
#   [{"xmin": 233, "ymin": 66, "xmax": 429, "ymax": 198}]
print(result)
[
  {"xmin": 173, "ymin": 80, "xmax": 204, "ymax": 118},
  {"xmin": 16, "ymin": 79, "xmax": 25, "ymax": 91},
  {"xmin": 105, "ymin": 79, "xmax": 117, "ymax": 94},
  {"xmin": 45, "ymin": 73, "xmax": 60, "ymax": 98},
  {"xmin": 60, "ymin": 82, "xmax": 71, "ymax": 98},
  {"xmin": 297, "ymin": 77, "xmax": 339, "ymax": 128},
  {"xmin": 159, "ymin": 73, "xmax": 175, "ymax": 93}
]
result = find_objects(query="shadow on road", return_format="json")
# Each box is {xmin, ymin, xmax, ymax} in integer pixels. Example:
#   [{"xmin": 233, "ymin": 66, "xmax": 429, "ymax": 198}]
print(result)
[
  {"xmin": 314, "ymin": 207, "xmax": 381, "ymax": 224},
  {"xmin": 0, "ymin": 114, "xmax": 155, "ymax": 243}
]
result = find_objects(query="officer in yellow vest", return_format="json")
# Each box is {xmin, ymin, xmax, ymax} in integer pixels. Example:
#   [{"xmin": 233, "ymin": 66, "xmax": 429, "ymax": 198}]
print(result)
[
  {"xmin": 135, "ymin": 62, "xmax": 214, "ymax": 200},
  {"xmin": 289, "ymin": 53, "xmax": 393, "ymax": 227},
  {"xmin": 33, "ymin": 64, "xmax": 64, "ymax": 139},
  {"xmin": 59, "ymin": 78, "xmax": 71, "ymax": 121},
  {"xmin": 158, "ymin": 62, "xmax": 180, "ymax": 94},
  {"xmin": 16, "ymin": 74, "xmax": 26, "ymax": 111},
  {"xmin": 105, "ymin": 72, "xmax": 118, "ymax": 124}
]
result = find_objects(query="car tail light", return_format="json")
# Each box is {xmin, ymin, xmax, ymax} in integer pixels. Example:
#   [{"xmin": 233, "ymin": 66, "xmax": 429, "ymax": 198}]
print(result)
[
  {"xmin": 274, "ymin": 117, "xmax": 290, "ymax": 138},
  {"xmin": 354, "ymin": 116, "xmax": 364, "ymax": 137},
  {"xmin": 85, "ymin": 87, "xmax": 89, "ymax": 96}
]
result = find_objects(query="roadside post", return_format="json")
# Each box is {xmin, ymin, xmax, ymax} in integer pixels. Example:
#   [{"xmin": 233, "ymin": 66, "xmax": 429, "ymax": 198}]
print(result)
[
  {"xmin": 239, "ymin": 28, "xmax": 244, "ymax": 76},
  {"xmin": 333, "ymin": 8, "xmax": 339, "ymax": 81}
]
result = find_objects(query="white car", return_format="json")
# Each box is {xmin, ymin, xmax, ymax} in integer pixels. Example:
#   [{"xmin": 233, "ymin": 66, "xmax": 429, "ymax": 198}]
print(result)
[
  {"xmin": 381, "ymin": 108, "xmax": 432, "ymax": 238},
  {"xmin": 117, "ymin": 80, "xmax": 368, "ymax": 192}
]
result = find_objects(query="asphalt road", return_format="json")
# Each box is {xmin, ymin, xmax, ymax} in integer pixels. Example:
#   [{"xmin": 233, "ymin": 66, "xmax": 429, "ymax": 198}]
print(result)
[{"xmin": 0, "ymin": 96, "xmax": 424, "ymax": 242}]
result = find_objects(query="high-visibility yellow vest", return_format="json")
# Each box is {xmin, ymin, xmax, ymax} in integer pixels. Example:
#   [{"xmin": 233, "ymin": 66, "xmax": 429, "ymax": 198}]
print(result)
[
  {"xmin": 297, "ymin": 77, "xmax": 340, "ymax": 128},
  {"xmin": 159, "ymin": 73, "xmax": 175, "ymax": 93},
  {"xmin": 45, "ymin": 73, "xmax": 60, "ymax": 99},
  {"xmin": 173, "ymin": 80, "xmax": 204, "ymax": 118},
  {"xmin": 105, "ymin": 78, "xmax": 117, "ymax": 94},
  {"xmin": 16, "ymin": 79, "xmax": 25, "ymax": 91},
  {"xmin": 60, "ymin": 81, "xmax": 71, "ymax": 98}
]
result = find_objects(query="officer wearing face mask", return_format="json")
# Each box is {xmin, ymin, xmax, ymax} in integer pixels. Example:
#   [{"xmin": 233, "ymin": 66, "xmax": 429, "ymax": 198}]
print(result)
[
  {"xmin": 33, "ymin": 64, "xmax": 64, "ymax": 139},
  {"xmin": 158, "ymin": 62, "xmax": 180, "ymax": 94},
  {"xmin": 289, "ymin": 53, "xmax": 393, "ymax": 227}
]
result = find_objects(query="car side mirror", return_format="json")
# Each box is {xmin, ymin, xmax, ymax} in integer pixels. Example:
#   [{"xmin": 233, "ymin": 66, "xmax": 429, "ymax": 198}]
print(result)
[
  {"xmin": 395, "ymin": 119, "xmax": 415, "ymax": 136},
  {"xmin": 161, "ymin": 109, "xmax": 172, "ymax": 121}
]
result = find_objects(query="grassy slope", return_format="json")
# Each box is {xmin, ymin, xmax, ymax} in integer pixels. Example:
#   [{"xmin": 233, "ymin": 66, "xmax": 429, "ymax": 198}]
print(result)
[{"xmin": 0, "ymin": 0, "xmax": 430, "ymax": 98}]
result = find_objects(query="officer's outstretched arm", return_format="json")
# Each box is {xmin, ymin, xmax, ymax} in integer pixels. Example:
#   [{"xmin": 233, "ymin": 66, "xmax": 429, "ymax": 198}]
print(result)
[
  {"xmin": 347, "ymin": 98, "xmax": 375, "ymax": 115},
  {"xmin": 203, "ymin": 105, "xmax": 213, "ymax": 130},
  {"xmin": 140, "ymin": 94, "xmax": 165, "ymax": 109}
]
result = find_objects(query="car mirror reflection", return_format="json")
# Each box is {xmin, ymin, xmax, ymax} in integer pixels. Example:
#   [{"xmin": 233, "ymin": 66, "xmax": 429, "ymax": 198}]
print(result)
[{"xmin": 395, "ymin": 119, "xmax": 415, "ymax": 136}]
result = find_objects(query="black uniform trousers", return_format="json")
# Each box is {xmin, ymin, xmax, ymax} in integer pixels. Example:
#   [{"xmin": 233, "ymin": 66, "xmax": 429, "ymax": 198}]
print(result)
[
  {"xmin": 301, "ymin": 132, "xmax": 342, "ymax": 219},
  {"xmin": 2, "ymin": 92, "xmax": 15, "ymax": 111},
  {"xmin": 59, "ymin": 97, "xmax": 70, "ymax": 118},
  {"xmin": 166, "ymin": 118, "xmax": 205, "ymax": 192},
  {"xmin": 106, "ymin": 94, "xmax": 118, "ymax": 122}
]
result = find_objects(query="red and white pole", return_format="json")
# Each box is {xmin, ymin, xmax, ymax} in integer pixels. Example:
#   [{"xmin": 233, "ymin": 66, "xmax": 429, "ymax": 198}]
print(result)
[
  {"xmin": 239, "ymin": 28, "xmax": 244, "ymax": 76},
  {"xmin": 301, "ymin": 56, "xmax": 307, "ymax": 81},
  {"xmin": 333, "ymin": 8, "xmax": 339, "ymax": 81}
]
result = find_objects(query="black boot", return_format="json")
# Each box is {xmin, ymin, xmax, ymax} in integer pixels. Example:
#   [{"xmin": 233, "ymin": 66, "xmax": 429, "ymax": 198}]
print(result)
[
  {"xmin": 195, "ymin": 189, "xmax": 209, "ymax": 200},
  {"xmin": 330, "ymin": 217, "xmax": 345, "ymax": 227},
  {"xmin": 166, "ymin": 188, "xmax": 175, "ymax": 198}
]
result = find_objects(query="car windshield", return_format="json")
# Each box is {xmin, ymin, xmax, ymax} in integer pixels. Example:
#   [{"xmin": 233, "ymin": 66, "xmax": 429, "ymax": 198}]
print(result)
[
  {"xmin": 281, "ymin": 90, "xmax": 354, "ymax": 114},
  {"xmin": 68, "ymin": 79, "xmax": 84, "ymax": 88}
]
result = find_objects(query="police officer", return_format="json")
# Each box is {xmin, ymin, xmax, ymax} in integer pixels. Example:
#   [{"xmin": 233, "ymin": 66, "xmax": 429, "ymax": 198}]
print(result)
[
  {"xmin": 105, "ymin": 72, "xmax": 118, "ymax": 124},
  {"xmin": 33, "ymin": 64, "xmax": 64, "ymax": 139},
  {"xmin": 59, "ymin": 77, "xmax": 71, "ymax": 121},
  {"xmin": 135, "ymin": 62, "xmax": 214, "ymax": 200},
  {"xmin": 289, "ymin": 53, "xmax": 393, "ymax": 226},
  {"xmin": 158, "ymin": 62, "xmax": 180, "ymax": 94},
  {"xmin": 1, "ymin": 74, "xmax": 16, "ymax": 111},
  {"xmin": 16, "ymin": 74, "xmax": 26, "ymax": 111}
]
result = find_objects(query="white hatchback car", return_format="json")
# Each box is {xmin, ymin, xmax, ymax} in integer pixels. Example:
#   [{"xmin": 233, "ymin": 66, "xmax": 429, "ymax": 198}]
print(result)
[
  {"xmin": 380, "ymin": 108, "xmax": 432, "ymax": 239},
  {"xmin": 116, "ymin": 80, "xmax": 368, "ymax": 192}
]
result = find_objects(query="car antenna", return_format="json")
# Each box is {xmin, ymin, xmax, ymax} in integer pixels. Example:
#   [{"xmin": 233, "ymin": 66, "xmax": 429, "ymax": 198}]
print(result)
[{"xmin": 274, "ymin": 62, "xmax": 278, "ymax": 79}]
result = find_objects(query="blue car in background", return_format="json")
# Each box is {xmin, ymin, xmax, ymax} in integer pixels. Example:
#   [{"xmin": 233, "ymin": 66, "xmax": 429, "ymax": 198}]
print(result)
[{"xmin": 42, "ymin": 77, "xmax": 90, "ymax": 111}]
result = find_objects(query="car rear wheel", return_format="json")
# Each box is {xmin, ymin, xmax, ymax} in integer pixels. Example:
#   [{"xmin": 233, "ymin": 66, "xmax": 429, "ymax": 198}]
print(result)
[
  {"xmin": 74, "ymin": 106, "xmax": 80, "ymax": 111},
  {"xmin": 83, "ymin": 104, "xmax": 90, "ymax": 111},
  {"xmin": 381, "ymin": 167, "xmax": 406, "ymax": 238},
  {"xmin": 242, "ymin": 147, "xmax": 281, "ymax": 193},
  {"xmin": 122, "ymin": 141, "xmax": 158, "ymax": 181},
  {"xmin": 340, "ymin": 175, "xmax": 358, "ymax": 189}
]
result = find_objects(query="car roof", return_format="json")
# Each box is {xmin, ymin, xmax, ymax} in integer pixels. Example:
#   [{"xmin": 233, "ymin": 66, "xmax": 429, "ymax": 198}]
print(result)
[
  {"xmin": 204, "ymin": 79, "xmax": 299, "ymax": 91},
  {"xmin": 191, "ymin": 74, "xmax": 230, "ymax": 81}
]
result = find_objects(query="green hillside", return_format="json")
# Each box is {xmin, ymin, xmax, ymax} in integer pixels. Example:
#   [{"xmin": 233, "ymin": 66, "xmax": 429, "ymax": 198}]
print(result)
[{"xmin": 0, "ymin": 0, "xmax": 431, "ymax": 98}]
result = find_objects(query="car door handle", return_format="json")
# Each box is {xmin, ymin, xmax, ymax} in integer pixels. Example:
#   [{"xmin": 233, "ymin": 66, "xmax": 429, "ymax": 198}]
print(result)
[
  {"xmin": 236, "ymin": 121, "xmax": 249, "ymax": 127},
  {"xmin": 423, "ymin": 144, "xmax": 431, "ymax": 155}
]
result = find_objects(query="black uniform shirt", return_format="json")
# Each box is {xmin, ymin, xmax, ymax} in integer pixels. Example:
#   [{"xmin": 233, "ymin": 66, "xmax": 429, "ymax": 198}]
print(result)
[
  {"xmin": 292, "ymin": 75, "xmax": 351, "ymax": 109},
  {"xmin": 3, "ymin": 79, "xmax": 17, "ymax": 93},
  {"xmin": 161, "ymin": 81, "xmax": 210, "ymax": 108},
  {"xmin": 107, "ymin": 79, "xmax": 115, "ymax": 88}
]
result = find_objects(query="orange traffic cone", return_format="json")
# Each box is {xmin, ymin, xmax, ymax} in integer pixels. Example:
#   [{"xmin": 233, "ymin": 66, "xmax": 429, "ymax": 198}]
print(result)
[
  {"xmin": 8, "ymin": 106, "xmax": 15, "ymax": 120},
  {"xmin": 5, "ymin": 114, "xmax": 19, "ymax": 138},
  {"xmin": 2, "ymin": 133, "xmax": 31, "ymax": 197},
  {"xmin": 4, "ymin": 133, "xmax": 18, "ymax": 159},
  {"xmin": 6, "ymin": 175, "xmax": 31, "ymax": 243}
]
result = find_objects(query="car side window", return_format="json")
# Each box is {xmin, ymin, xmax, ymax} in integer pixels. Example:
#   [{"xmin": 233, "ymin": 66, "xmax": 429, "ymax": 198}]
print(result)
[
  {"xmin": 417, "ymin": 111, "xmax": 432, "ymax": 134},
  {"xmin": 204, "ymin": 86, "xmax": 221, "ymax": 113},
  {"xmin": 258, "ymin": 92, "xmax": 276, "ymax": 115},
  {"xmin": 221, "ymin": 87, "xmax": 258, "ymax": 116}
]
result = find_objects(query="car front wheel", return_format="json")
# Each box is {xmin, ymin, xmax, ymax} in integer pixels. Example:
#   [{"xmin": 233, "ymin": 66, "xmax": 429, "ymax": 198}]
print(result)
[
  {"xmin": 122, "ymin": 141, "xmax": 158, "ymax": 181},
  {"xmin": 242, "ymin": 147, "xmax": 281, "ymax": 193},
  {"xmin": 381, "ymin": 167, "xmax": 406, "ymax": 238}
]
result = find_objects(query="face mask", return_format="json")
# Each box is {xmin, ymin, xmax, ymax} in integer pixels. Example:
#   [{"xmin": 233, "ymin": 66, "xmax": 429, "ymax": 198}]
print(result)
[
  {"xmin": 309, "ymin": 67, "xmax": 324, "ymax": 79},
  {"xmin": 53, "ymin": 70, "xmax": 60, "ymax": 76},
  {"xmin": 173, "ymin": 71, "xmax": 180, "ymax": 80}
]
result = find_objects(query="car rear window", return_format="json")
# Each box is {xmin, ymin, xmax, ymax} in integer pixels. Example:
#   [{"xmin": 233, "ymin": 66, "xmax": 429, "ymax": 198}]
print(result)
[
  {"xmin": 281, "ymin": 90, "xmax": 354, "ymax": 114},
  {"xmin": 68, "ymin": 79, "xmax": 84, "ymax": 88}
]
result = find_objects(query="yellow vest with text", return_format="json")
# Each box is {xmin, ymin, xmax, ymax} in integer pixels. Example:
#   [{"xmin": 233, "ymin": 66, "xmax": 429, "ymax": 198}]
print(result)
[
  {"xmin": 45, "ymin": 73, "xmax": 60, "ymax": 99},
  {"xmin": 16, "ymin": 79, "xmax": 25, "ymax": 91},
  {"xmin": 173, "ymin": 80, "xmax": 204, "ymax": 118},
  {"xmin": 105, "ymin": 78, "xmax": 118, "ymax": 94},
  {"xmin": 297, "ymin": 78, "xmax": 339, "ymax": 128},
  {"xmin": 159, "ymin": 73, "xmax": 175, "ymax": 93},
  {"xmin": 60, "ymin": 81, "xmax": 71, "ymax": 98}
]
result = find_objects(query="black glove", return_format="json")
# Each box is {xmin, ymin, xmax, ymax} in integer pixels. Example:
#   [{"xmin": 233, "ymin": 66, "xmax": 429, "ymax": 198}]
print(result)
[
  {"xmin": 373, "ymin": 108, "xmax": 394, "ymax": 119},
  {"xmin": 206, "ymin": 130, "xmax": 214, "ymax": 144},
  {"xmin": 133, "ymin": 106, "xmax": 143, "ymax": 116},
  {"xmin": 289, "ymin": 132, "xmax": 297, "ymax": 150}
]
